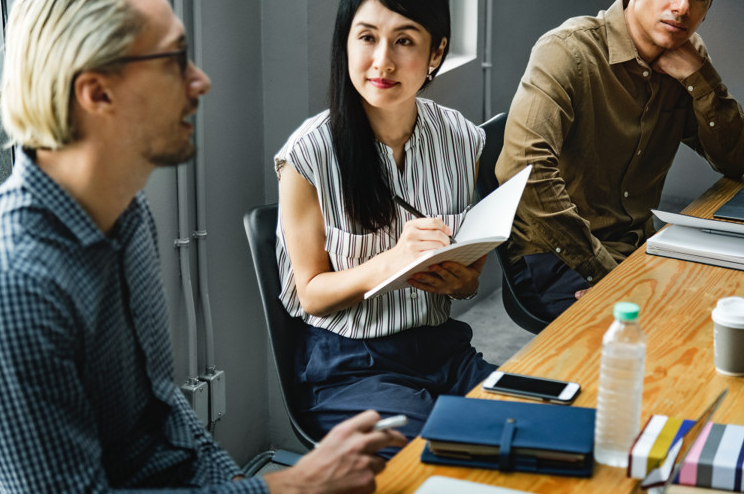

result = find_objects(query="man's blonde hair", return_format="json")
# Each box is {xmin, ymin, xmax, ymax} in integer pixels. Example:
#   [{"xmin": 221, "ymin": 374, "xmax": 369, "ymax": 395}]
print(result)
[{"xmin": 1, "ymin": 0, "xmax": 143, "ymax": 149}]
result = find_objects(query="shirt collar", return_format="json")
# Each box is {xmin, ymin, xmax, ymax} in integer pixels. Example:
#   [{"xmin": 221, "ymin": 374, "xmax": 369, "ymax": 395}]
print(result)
[
  {"xmin": 405, "ymin": 99, "xmax": 424, "ymax": 152},
  {"xmin": 15, "ymin": 148, "xmax": 141, "ymax": 248},
  {"xmin": 606, "ymin": 0, "xmax": 641, "ymax": 65}
]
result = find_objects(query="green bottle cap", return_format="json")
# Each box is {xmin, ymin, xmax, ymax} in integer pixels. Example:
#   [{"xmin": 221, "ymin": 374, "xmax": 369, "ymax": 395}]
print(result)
[{"xmin": 614, "ymin": 302, "xmax": 640, "ymax": 321}]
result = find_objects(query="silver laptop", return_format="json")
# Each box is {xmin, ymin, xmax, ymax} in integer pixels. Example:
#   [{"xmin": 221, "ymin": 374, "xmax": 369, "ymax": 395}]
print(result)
[{"xmin": 413, "ymin": 476, "xmax": 535, "ymax": 494}]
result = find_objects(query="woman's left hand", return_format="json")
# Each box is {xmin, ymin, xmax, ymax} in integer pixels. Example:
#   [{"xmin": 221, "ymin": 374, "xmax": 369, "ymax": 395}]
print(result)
[{"xmin": 406, "ymin": 254, "xmax": 487, "ymax": 298}]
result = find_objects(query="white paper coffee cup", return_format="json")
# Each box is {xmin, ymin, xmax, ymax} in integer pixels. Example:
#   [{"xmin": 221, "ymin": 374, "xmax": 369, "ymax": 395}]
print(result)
[{"xmin": 712, "ymin": 297, "xmax": 744, "ymax": 376}]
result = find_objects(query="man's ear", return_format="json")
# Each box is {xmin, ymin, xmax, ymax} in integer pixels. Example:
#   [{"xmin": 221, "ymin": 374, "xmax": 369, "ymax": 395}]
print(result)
[{"xmin": 73, "ymin": 72, "xmax": 114, "ymax": 115}]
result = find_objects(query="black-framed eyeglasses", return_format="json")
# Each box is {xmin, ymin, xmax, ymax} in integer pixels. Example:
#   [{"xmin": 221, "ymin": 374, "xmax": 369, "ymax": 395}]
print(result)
[{"xmin": 109, "ymin": 48, "xmax": 189, "ymax": 75}]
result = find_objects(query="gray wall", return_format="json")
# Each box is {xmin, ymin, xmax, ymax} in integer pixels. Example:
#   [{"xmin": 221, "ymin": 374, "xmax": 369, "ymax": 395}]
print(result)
[
  {"xmin": 0, "ymin": 0, "xmax": 13, "ymax": 182},
  {"xmin": 489, "ymin": 0, "xmax": 744, "ymax": 212},
  {"xmin": 145, "ymin": 0, "xmax": 268, "ymax": 465}
]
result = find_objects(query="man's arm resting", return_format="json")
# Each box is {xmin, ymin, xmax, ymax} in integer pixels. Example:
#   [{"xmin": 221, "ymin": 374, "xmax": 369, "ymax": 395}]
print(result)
[
  {"xmin": 496, "ymin": 35, "xmax": 619, "ymax": 284},
  {"xmin": 681, "ymin": 57, "xmax": 744, "ymax": 177}
]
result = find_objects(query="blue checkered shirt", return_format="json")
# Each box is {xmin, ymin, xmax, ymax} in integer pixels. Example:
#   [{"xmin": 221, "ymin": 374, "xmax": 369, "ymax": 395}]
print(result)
[{"xmin": 0, "ymin": 151, "xmax": 268, "ymax": 494}]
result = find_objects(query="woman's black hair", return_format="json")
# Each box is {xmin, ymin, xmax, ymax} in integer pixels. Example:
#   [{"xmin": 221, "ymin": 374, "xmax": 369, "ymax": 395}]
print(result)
[{"xmin": 329, "ymin": 0, "xmax": 450, "ymax": 233}]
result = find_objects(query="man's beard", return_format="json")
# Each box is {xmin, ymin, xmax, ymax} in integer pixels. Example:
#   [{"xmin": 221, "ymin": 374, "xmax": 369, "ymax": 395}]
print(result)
[
  {"xmin": 150, "ymin": 101, "xmax": 199, "ymax": 167},
  {"xmin": 149, "ymin": 141, "xmax": 197, "ymax": 168}
]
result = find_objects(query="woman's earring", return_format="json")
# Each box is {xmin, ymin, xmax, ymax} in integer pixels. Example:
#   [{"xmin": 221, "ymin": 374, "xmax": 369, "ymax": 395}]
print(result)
[{"xmin": 427, "ymin": 66, "xmax": 434, "ymax": 82}]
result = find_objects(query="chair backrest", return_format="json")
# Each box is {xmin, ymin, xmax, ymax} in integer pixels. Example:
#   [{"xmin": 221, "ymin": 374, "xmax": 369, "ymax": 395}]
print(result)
[
  {"xmin": 243, "ymin": 204, "xmax": 319, "ymax": 449},
  {"xmin": 476, "ymin": 113, "xmax": 507, "ymax": 203},
  {"xmin": 477, "ymin": 113, "xmax": 549, "ymax": 335}
]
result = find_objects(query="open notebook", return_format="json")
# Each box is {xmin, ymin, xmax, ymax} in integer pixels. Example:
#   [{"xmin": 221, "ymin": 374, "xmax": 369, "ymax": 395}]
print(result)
[
  {"xmin": 364, "ymin": 165, "xmax": 531, "ymax": 299},
  {"xmin": 413, "ymin": 476, "xmax": 534, "ymax": 494}
]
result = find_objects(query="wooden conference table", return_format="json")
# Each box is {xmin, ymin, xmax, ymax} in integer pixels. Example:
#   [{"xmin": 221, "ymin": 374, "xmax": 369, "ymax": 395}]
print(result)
[{"xmin": 374, "ymin": 177, "xmax": 744, "ymax": 494}]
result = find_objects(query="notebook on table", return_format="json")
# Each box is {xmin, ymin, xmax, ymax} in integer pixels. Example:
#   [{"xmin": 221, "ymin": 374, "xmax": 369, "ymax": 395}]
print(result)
[
  {"xmin": 646, "ymin": 210, "xmax": 744, "ymax": 271},
  {"xmin": 714, "ymin": 187, "xmax": 744, "ymax": 222},
  {"xmin": 628, "ymin": 389, "xmax": 728, "ymax": 494},
  {"xmin": 418, "ymin": 395, "xmax": 595, "ymax": 477},
  {"xmin": 413, "ymin": 476, "xmax": 534, "ymax": 494}
]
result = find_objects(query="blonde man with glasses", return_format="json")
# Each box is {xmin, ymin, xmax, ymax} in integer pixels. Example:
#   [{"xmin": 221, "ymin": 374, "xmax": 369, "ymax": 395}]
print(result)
[
  {"xmin": 0, "ymin": 0, "xmax": 404, "ymax": 493},
  {"xmin": 495, "ymin": 0, "xmax": 744, "ymax": 322}
]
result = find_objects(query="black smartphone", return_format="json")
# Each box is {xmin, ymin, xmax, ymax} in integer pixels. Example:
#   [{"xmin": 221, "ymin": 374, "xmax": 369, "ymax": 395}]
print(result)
[{"xmin": 481, "ymin": 371, "xmax": 580, "ymax": 404}]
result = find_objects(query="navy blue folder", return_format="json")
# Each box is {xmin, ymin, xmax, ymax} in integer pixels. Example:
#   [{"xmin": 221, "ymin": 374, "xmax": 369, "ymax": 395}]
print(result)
[{"xmin": 419, "ymin": 395, "xmax": 595, "ymax": 477}]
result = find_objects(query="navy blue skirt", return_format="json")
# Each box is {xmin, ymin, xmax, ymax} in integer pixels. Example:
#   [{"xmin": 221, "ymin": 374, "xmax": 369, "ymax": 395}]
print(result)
[{"xmin": 295, "ymin": 318, "xmax": 497, "ymax": 454}]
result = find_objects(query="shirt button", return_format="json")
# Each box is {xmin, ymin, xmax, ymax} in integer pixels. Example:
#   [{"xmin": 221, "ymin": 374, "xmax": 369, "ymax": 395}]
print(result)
[
  {"xmin": 624, "ymin": 191, "xmax": 629, "ymax": 198},
  {"xmin": 587, "ymin": 276, "xmax": 593, "ymax": 282},
  {"xmin": 643, "ymin": 70, "xmax": 649, "ymax": 77},
  {"xmin": 688, "ymin": 85, "xmax": 694, "ymax": 92},
  {"xmin": 410, "ymin": 291, "xmax": 417, "ymax": 299},
  {"xmin": 555, "ymin": 247, "xmax": 562, "ymax": 253},
  {"xmin": 637, "ymin": 149, "xmax": 642, "ymax": 156},
  {"xmin": 710, "ymin": 121, "xmax": 715, "ymax": 127}
]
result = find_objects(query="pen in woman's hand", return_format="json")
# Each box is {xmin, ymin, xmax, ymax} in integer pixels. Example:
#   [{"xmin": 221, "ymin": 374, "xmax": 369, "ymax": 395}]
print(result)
[
  {"xmin": 394, "ymin": 195, "xmax": 425, "ymax": 219},
  {"xmin": 394, "ymin": 195, "xmax": 456, "ymax": 244}
]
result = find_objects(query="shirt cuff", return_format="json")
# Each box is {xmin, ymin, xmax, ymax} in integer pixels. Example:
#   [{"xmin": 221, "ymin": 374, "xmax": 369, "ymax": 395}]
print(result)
[
  {"xmin": 680, "ymin": 58, "xmax": 722, "ymax": 99},
  {"xmin": 572, "ymin": 247, "xmax": 617, "ymax": 285}
]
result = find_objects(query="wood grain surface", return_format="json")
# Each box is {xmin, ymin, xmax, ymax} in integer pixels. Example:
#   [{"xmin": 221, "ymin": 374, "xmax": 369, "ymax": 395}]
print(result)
[{"xmin": 374, "ymin": 177, "xmax": 744, "ymax": 494}]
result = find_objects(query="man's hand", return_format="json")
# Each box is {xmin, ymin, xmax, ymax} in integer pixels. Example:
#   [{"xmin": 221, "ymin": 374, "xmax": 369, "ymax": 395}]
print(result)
[
  {"xmin": 575, "ymin": 288, "xmax": 590, "ymax": 300},
  {"xmin": 263, "ymin": 410, "xmax": 407, "ymax": 494},
  {"xmin": 652, "ymin": 40, "xmax": 704, "ymax": 79}
]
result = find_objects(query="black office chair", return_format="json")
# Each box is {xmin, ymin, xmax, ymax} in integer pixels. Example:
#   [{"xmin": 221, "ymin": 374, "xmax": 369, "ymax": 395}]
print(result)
[
  {"xmin": 243, "ymin": 204, "xmax": 320, "ymax": 450},
  {"xmin": 477, "ymin": 112, "xmax": 549, "ymax": 335}
]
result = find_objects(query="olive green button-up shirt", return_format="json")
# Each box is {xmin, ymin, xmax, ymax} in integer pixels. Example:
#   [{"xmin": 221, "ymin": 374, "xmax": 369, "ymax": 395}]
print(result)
[{"xmin": 495, "ymin": 0, "xmax": 744, "ymax": 284}]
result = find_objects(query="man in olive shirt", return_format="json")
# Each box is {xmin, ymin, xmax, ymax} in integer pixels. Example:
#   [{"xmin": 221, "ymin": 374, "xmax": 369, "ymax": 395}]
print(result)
[{"xmin": 495, "ymin": 0, "xmax": 744, "ymax": 321}]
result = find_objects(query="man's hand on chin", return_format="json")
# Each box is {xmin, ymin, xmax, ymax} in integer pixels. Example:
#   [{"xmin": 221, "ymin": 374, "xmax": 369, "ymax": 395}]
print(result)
[{"xmin": 652, "ymin": 40, "xmax": 705, "ymax": 79}]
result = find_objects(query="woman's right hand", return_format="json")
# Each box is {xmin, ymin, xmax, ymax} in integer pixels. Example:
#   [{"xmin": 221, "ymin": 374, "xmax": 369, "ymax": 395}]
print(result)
[{"xmin": 387, "ymin": 217, "xmax": 453, "ymax": 269}]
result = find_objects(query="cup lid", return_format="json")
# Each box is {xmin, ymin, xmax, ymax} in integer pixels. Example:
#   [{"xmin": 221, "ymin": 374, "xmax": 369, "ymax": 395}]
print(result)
[{"xmin": 712, "ymin": 297, "xmax": 744, "ymax": 329}]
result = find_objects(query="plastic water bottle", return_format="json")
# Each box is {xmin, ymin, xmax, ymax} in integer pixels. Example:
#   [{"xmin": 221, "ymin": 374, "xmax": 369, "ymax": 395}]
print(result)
[{"xmin": 594, "ymin": 302, "xmax": 647, "ymax": 467}]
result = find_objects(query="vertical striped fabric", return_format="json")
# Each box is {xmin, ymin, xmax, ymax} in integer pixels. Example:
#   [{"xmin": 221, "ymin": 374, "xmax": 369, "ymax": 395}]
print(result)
[
  {"xmin": 274, "ymin": 98, "xmax": 485, "ymax": 339},
  {"xmin": 629, "ymin": 414, "xmax": 744, "ymax": 491}
]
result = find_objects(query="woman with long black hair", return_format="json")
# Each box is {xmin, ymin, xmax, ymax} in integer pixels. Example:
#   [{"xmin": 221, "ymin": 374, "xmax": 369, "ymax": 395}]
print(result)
[{"xmin": 275, "ymin": 0, "xmax": 496, "ymax": 448}]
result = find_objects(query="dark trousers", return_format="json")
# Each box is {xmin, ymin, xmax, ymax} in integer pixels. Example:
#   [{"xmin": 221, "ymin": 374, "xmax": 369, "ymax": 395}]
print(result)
[
  {"xmin": 295, "ymin": 319, "xmax": 496, "ymax": 457},
  {"xmin": 507, "ymin": 252, "xmax": 591, "ymax": 322}
]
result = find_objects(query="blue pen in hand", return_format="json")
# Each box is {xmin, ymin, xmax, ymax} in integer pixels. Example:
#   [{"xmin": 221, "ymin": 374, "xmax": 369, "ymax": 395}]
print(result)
[{"xmin": 394, "ymin": 195, "xmax": 456, "ymax": 245}]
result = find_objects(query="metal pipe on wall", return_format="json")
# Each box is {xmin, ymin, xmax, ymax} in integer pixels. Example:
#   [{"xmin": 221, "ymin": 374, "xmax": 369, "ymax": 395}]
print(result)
[
  {"xmin": 190, "ymin": 0, "xmax": 226, "ymax": 431},
  {"xmin": 176, "ymin": 163, "xmax": 199, "ymax": 382},
  {"xmin": 483, "ymin": 0, "xmax": 494, "ymax": 122},
  {"xmin": 192, "ymin": 0, "xmax": 216, "ymax": 374},
  {"xmin": 172, "ymin": 0, "xmax": 199, "ymax": 384},
  {"xmin": 172, "ymin": 0, "xmax": 208, "ymax": 425}
]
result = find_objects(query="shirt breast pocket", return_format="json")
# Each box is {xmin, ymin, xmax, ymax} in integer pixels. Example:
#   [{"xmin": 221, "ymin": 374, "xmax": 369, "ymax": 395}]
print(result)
[
  {"xmin": 325, "ymin": 226, "xmax": 390, "ymax": 271},
  {"xmin": 443, "ymin": 211, "xmax": 468, "ymax": 239}
]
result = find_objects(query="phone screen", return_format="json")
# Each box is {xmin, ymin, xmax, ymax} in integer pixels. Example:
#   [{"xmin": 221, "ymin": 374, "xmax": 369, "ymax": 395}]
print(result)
[
  {"xmin": 495, "ymin": 373, "xmax": 567, "ymax": 397},
  {"xmin": 482, "ymin": 371, "xmax": 580, "ymax": 403}
]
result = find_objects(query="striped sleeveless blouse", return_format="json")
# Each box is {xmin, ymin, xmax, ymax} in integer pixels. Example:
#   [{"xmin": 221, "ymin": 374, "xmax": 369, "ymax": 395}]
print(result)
[{"xmin": 275, "ymin": 98, "xmax": 485, "ymax": 339}]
